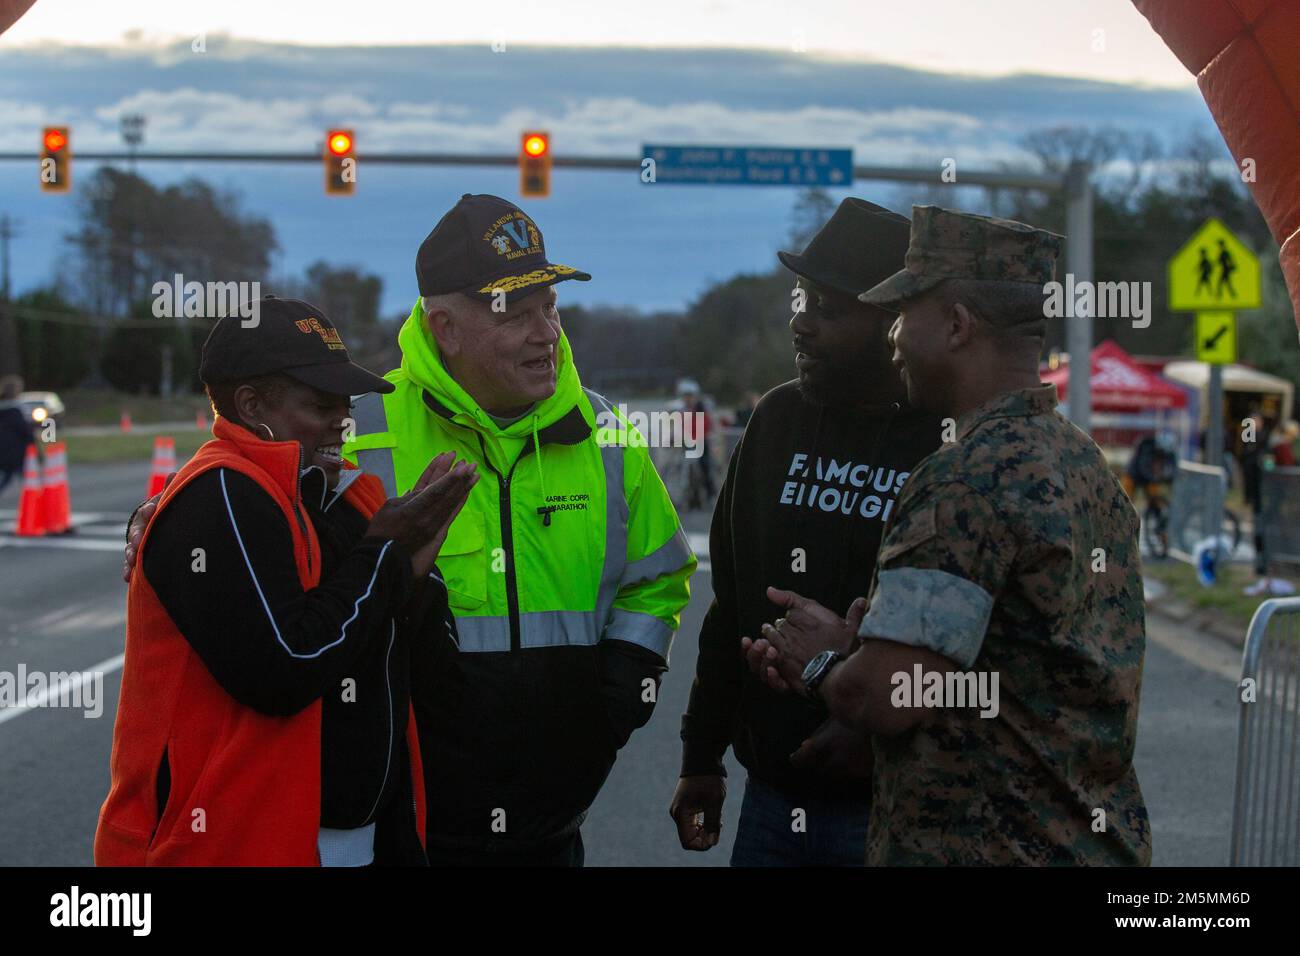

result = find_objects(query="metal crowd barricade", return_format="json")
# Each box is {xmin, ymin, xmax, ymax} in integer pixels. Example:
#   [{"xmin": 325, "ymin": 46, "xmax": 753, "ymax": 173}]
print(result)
[
  {"xmin": 1230, "ymin": 597, "xmax": 1300, "ymax": 865},
  {"xmin": 1166, "ymin": 460, "xmax": 1228, "ymax": 564},
  {"xmin": 1259, "ymin": 466, "xmax": 1300, "ymax": 566}
]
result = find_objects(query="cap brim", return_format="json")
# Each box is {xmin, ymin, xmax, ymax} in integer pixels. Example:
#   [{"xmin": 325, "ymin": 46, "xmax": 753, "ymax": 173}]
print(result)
[
  {"xmin": 465, "ymin": 262, "xmax": 591, "ymax": 303},
  {"xmin": 282, "ymin": 361, "xmax": 395, "ymax": 396},
  {"xmin": 777, "ymin": 250, "xmax": 888, "ymax": 301},
  {"xmin": 857, "ymin": 268, "xmax": 941, "ymax": 309}
]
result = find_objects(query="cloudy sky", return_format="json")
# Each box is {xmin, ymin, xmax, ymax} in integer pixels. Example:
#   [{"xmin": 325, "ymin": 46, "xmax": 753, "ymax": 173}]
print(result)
[
  {"xmin": 1, "ymin": 1, "xmax": 1217, "ymax": 315},
  {"xmin": 6, "ymin": 0, "xmax": 1193, "ymax": 86}
]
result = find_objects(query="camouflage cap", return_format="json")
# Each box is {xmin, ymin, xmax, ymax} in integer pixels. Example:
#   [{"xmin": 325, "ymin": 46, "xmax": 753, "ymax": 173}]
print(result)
[{"xmin": 858, "ymin": 205, "xmax": 1064, "ymax": 309}]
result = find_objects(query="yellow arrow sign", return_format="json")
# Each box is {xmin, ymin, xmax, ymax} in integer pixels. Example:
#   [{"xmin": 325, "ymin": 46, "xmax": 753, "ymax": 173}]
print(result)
[
  {"xmin": 1195, "ymin": 311, "xmax": 1236, "ymax": 364},
  {"xmin": 1168, "ymin": 218, "xmax": 1261, "ymax": 312}
]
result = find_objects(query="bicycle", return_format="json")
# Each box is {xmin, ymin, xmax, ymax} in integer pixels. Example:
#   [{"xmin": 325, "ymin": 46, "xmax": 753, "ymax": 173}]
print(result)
[{"xmin": 1138, "ymin": 479, "xmax": 1241, "ymax": 560}]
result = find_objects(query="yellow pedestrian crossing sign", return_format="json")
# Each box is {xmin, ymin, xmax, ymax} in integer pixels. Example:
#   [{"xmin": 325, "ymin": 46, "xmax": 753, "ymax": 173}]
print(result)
[
  {"xmin": 1196, "ymin": 311, "xmax": 1236, "ymax": 364},
  {"xmin": 1168, "ymin": 218, "xmax": 1261, "ymax": 312}
]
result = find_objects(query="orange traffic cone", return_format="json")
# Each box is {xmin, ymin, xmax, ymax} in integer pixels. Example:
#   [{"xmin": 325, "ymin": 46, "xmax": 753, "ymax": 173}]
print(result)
[
  {"xmin": 147, "ymin": 436, "xmax": 176, "ymax": 497},
  {"xmin": 41, "ymin": 441, "xmax": 71, "ymax": 534},
  {"xmin": 120, "ymin": 410, "xmax": 132, "ymax": 433},
  {"xmin": 15, "ymin": 446, "xmax": 45, "ymax": 537},
  {"xmin": 196, "ymin": 409, "xmax": 208, "ymax": 430}
]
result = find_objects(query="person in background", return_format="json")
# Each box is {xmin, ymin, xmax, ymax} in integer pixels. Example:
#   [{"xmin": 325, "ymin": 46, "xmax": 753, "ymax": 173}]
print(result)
[
  {"xmin": 733, "ymin": 391, "xmax": 761, "ymax": 430},
  {"xmin": 1270, "ymin": 419, "xmax": 1298, "ymax": 467},
  {"xmin": 0, "ymin": 378, "xmax": 34, "ymax": 497},
  {"xmin": 676, "ymin": 378, "xmax": 717, "ymax": 506}
]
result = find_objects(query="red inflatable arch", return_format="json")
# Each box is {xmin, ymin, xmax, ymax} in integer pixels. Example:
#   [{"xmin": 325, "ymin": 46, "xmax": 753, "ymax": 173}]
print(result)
[
  {"xmin": 0, "ymin": 1, "xmax": 38, "ymax": 37},
  {"xmin": 1133, "ymin": 0, "xmax": 1300, "ymax": 339}
]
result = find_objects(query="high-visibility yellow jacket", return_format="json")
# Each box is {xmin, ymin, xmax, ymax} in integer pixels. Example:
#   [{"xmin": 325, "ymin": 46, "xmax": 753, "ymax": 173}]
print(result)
[{"xmin": 343, "ymin": 299, "xmax": 695, "ymax": 847}]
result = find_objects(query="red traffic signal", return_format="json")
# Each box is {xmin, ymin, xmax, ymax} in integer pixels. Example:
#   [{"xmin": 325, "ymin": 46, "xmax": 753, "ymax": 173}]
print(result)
[
  {"xmin": 327, "ymin": 130, "xmax": 353, "ymax": 156},
  {"xmin": 520, "ymin": 130, "xmax": 551, "ymax": 198},
  {"xmin": 41, "ymin": 126, "xmax": 70, "ymax": 193},
  {"xmin": 324, "ymin": 128, "xmax": 355, "ymax": 195},
  {"xmin": 523, "ymin": 134, "xmax": 548, "ymax": 158}
]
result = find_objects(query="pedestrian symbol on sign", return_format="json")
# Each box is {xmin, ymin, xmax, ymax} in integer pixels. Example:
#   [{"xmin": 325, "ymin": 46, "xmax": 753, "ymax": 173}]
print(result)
[{"xmin": 1168, "ymin": 219, "xmax": 1260, "ymax": 312}]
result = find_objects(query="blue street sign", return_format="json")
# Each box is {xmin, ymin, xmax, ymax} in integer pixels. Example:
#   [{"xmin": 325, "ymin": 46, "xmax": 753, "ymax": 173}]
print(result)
[{"xmin": 641, "ymin": 145, "xmax": 853, "ymax": 186}]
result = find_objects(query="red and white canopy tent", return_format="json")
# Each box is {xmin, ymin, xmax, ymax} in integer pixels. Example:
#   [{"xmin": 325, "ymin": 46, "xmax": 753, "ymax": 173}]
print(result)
[
  {"xmin": 1042, "ymin": 340, "xmax": 1192, "ymax": 458},
  {"xmin": 1043, "ymin": 340, "xmax": 1188, "ymax": 411}
]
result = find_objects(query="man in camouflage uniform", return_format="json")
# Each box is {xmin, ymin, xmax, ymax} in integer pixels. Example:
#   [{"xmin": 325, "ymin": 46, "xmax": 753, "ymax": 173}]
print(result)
[{"xmin": 742, "ymin": 205, "xmax": 1152, "ymax": 866}]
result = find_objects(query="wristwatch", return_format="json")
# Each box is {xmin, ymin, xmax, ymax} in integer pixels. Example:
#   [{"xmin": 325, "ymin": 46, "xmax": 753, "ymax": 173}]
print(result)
[{"xmin": 801, "ymin": 650, "xmax": 843, "ymax": 704}]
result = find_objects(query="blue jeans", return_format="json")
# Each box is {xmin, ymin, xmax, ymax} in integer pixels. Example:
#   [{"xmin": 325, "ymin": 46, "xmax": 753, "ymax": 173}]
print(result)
[{"xmin": 730, "ymin": 774, "xmax": 870, "ymax": 867}]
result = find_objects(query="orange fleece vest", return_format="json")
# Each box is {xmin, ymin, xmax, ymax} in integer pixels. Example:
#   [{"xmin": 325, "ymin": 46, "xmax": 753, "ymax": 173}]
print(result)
[{"xmin": 95, "ymin": 416, "xmax": 425, "ymax": 866}]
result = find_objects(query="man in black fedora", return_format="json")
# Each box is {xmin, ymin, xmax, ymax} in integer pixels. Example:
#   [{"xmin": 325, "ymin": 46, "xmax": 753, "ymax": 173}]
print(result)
[{"xmin": 670, "ymin": 198, "xmax": 942, "ymax": 865}]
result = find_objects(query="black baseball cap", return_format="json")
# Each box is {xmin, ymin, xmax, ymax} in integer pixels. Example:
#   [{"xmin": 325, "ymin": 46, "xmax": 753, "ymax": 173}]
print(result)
[
  {"xmin": 199, "ymin": 296, "xmax": 394, "ymax": 395},
  {"xmin": 416, "ymin": 193, "xmax": 591, "ymax": 304}
]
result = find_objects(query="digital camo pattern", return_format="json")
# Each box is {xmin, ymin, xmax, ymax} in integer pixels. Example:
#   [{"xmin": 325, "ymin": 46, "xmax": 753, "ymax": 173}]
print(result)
[
  {"xmin": 862, "ymin": 383, "xmax": 1152, "ymax": 866},
  {"xmin": 859, "ymin": 204, "xmax": 1065, "ymax": 309}
]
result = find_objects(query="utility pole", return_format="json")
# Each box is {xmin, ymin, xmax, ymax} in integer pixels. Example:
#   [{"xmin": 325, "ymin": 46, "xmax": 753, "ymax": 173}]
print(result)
[
  {"xmin": 1065, "ymin": 161, "xmax": 1094, "ymax": 434},
  {"xmin": 120, "ymin": 114, "xmax": 146, "ymax": 173},
  {"xmin": 120, "ymin": 114, "xmax": 146, "ymax": 309},
  {"xmin": 0, "ymin": 214, "xmax": 21, "ymax": 383}
]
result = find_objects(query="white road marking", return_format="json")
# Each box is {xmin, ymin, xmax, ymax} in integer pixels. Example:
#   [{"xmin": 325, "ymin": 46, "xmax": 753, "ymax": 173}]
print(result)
[
  {"xmin": 0, "ymin": 653, "xmax": 125, "ymax": 726},
  {"xmin": 0, "ymin": 536, "xmax": 123, "ymax": 552},
  {"xmin": 0, "ymin": 510, "xmax": 131, "ymax": 525}
]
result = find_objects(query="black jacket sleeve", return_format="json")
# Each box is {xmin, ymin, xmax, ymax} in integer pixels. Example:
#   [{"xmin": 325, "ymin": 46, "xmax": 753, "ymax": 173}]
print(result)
[
  {"xmin": 678, "ymin": 436, "xmax": 744, "ymax": 777},
  {"xmin": 141, "ymin": 467, "xmax": 411, "ymax": 717}
]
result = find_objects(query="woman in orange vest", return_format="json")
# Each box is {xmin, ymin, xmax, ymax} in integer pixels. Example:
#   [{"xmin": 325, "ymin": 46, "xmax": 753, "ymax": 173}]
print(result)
[{"xmin": 96, "ymin": 296, "xmax": 477, "ymax": 866}]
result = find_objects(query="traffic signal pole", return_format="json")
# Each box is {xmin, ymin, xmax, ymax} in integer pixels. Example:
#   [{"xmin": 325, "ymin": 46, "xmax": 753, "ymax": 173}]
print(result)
[{"xmin": 3, "ymin": 148, "xmax": 1091, "ymax": 429}]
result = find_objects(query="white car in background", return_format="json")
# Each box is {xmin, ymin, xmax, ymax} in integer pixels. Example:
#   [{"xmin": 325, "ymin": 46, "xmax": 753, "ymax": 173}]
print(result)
[{"xmin": 15, "ymin": 391, "xmax": 65, "ymax": 430}]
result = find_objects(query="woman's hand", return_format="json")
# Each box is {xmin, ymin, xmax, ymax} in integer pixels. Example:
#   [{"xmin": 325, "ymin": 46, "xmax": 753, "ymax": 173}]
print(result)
[{"xmin": 365, "ymin": 452, "xmax": 479, "ymax": 576}]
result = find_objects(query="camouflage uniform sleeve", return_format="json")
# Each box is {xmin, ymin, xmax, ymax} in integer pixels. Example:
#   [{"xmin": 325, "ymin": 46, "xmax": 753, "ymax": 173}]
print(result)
[{"xmin": 858, "ymin": 481, "xmax": 1016, "ymax": 669}]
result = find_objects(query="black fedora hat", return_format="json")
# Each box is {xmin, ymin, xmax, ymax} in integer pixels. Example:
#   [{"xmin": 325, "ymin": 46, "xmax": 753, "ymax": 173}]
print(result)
[{"xmin": 777, "ymin": 198, "xmax": 911, "ymax": 304}]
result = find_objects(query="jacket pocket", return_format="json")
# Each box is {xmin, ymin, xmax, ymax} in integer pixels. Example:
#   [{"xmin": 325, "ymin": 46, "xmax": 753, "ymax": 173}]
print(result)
[{"xmin": 438, "ymin": 511, "xmax": 487, "ymax": 611}]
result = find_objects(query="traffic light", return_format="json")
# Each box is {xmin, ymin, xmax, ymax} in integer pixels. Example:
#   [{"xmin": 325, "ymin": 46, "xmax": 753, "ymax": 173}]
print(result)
[
  {"xmin": 40, "ymin": 126, "xmax": 70, "ymax": 193},
  {"xmin": 324, "ymin": 129, "xmax": 355, "ymax": 196},
  {"xmin": 520, "ymin": 131, "xmax": 551, "ymax": 198}
]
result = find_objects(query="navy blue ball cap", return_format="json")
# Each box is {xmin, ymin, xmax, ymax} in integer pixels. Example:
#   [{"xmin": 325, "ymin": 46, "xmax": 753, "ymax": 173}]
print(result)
[
  {"xmin": 199, "ymin": 296, "xmax": 394, "ymax": 395},
  {"xmin": 416, "ymin": 193, "xmax": 590, "ymax": 304}
]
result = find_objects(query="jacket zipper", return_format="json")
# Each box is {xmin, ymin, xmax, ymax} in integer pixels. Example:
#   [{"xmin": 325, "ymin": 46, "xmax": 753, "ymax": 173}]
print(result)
[
  {"xmin": 292, "ymin": 467, "xmax": 316, "ymax": 578},
  {"xmin": 366, "ymin": 625, "xmax": 396, "ymax": 824},
  {"xmin": 477, "ymin": 434, "xmax": 524, "ymax": 653}
]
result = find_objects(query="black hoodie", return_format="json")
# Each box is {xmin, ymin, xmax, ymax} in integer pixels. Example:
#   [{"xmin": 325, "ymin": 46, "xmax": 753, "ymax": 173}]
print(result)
[{"xmin": 680, "ymin": 380, "xmax": 942, "ymax": 800}]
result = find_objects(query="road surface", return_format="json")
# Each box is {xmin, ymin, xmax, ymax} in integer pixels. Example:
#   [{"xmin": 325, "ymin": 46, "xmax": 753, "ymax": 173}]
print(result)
[{"xmin": 0, "ymin": 461, "xmax": 1247, "ymax": 866}]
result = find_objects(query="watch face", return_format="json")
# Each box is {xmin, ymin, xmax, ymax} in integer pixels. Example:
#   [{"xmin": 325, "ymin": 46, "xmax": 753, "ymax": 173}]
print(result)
[{"xmin": 802, "ymin": 650, "xmax": 831, "ymax": 683}]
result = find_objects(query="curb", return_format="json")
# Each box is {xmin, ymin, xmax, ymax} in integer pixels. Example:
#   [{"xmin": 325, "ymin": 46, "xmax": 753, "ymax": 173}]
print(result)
[{"xmin": 1144, "ymin": 593, "xmax": 1247, "ymax": 649}]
